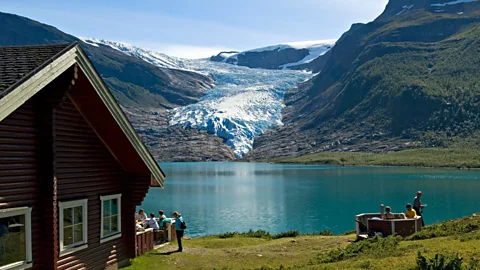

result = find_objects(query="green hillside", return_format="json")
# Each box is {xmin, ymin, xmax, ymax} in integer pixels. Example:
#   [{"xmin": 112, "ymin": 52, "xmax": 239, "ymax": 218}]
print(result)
[{"xmin": 250, "ymin": 1, "xmax": 480, "ymax": 160}]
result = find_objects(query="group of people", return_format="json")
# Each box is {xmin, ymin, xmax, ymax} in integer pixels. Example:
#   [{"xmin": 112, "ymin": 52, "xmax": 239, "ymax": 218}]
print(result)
[
  {"xmin": 382, "ymin": 191, "xmax": 426, "ymax": 225},
  {"xmin": 135, "ymin": 209, "xmax": 186, "ymax": 252}
]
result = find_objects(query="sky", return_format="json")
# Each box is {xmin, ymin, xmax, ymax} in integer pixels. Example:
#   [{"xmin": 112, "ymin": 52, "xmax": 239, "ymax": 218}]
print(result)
[{"xmin": 1, "ymin": 0, "xmax": 389, "ymax": 58}]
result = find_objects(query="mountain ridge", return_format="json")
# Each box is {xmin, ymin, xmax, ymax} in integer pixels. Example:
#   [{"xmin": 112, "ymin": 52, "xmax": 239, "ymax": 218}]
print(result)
[
  {"xmin": 210, "ymin": 40, "xmax": 336, "ymax": 71},
  {"xmin": 248, "ymin": 0, "xmax": 480, "ymax": 160}
]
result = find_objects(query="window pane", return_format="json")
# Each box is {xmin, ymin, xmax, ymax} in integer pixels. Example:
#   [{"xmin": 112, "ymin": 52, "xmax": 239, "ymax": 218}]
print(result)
[
  {"xmin": 103, "ymin": 200, "xmax": 111, "ymax": 217},
  {"xmin": 111, "ymin": 199, "xmax": 118, "ymax": 215},
  {"xmin": 63, "ymin": 208, "xmax": 72, "ymax": 227},
  {"xmin": 0, "ymin": 215, "xmax": 26, "ymax": 266},
  {"xmin": 63, "ymin": 226, "xmax": 73, "ymax": 246},
  {"xmin": 111, "ymin": 215, "xmax": 118, "ymax": 233},
  {"xmin": 73, "ymin": 206, "xmax": 82, "ymax": 224},
  {"xmin": 103, "ymin": 217, "xmax": 111, "ymax": 236},
  {"xmin": 73, "ymin": 224, "xmax": 83, "ymax": 244}
]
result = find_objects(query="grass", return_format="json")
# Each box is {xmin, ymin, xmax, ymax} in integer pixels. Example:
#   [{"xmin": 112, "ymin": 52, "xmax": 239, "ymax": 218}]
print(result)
[
  {"xmin": 272, "ymin": 148, "xmax": 480, "ymax": 169},
  {"xmin": 124, "ymin": 216, "xmax": 480, "ymax": 270}
]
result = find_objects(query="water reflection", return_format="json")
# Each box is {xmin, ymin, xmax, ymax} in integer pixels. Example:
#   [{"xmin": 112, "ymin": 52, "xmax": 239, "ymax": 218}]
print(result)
[{"xmin": 141, "ymin": 163, "xmax": 480, "ymax": 237}]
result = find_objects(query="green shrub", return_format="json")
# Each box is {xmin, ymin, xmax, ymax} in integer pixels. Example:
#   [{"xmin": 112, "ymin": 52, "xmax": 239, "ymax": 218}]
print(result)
[
  {"xmin": 415, "ymin": 252, "xmax": 463, "ymax": 270},
  {"xmin": 243, "ymin": 229, "xmax": 271, "ymax": 238},
  {"xmin": 272, "ymin": 230, "xmax": 299, "ymax": 239},
  {"xmin": 218, "ymin": 232, "xmax": 238, "ymax": 239},
  {"xmin": 313, "ymin": 236, "xmax": 402, "ymax": 264},
  {"xmin": 407, "ymin": 217, "xmax": 480, "ymax": 241},
  {"xmin": 304, "ymin": 230, "xmax": 334, "ymax": 236}
]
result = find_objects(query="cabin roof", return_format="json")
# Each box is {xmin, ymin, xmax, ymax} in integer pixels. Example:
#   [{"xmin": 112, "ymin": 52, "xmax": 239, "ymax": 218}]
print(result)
[
  {"xmin": 0, "ymin": 43, "xmax": 75, "ymax": 97},
  {"xmin": 0, "ymin": 42, "xmax": 165, "ymax": 187}
]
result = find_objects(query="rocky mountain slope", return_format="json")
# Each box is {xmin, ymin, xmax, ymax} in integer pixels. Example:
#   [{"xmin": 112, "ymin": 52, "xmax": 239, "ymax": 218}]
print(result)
[
  {"xmin": 248, "ymin": 0, "xmax": 480, "ymax": 159},
  {"xmin": 210, "ymin": 40, "xmax": 336, "ymax": 71},
  {"xmin": 0, "ymin": 12, "xmax": 236, "ymax": 161}
]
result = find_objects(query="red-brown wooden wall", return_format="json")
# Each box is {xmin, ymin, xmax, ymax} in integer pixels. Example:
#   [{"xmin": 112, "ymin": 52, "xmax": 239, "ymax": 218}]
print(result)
[{"xmin": 0, "ymin": 66, "xmax": 156, "ymax": 270}]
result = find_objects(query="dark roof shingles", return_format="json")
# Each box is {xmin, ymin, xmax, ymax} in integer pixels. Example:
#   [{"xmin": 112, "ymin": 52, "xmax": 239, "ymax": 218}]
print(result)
[{"xmin": 0, "ymin": 43, "xmax": 73, "ymax": 97}]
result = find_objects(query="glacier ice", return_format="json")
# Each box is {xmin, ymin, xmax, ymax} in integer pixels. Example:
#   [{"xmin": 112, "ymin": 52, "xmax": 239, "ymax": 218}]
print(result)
[{"xmin": 170, "ymin": 59, "xmax": 314, "ymax": 158}]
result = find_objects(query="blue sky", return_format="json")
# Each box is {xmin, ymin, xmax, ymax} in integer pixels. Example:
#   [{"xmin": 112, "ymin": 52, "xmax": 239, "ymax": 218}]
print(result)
[{"xmin": 2, "ymin": 0, "xmax": 388, "ymax": 58}]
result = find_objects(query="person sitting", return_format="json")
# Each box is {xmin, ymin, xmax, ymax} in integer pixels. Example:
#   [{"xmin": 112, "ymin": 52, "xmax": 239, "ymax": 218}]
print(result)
[
  {"xmin": 158, "ymin": 210, "xmax": 167, "ymax": 220},
  {"xmin": 136, "ymin": 209, "xmax": 147, "ymax": 223},
  {"xmin": 404, "ymin": 203, "xmax": 417, "ymax": 219},
  {"xmin": 382, "ymin": 206, "xmax": 395, "ymax": 220},
  {"xmin": 159, "ymin": 217, "xmax": 172, "ymax": 228},
  {"xmin": 135, "ymin": 223, "xmax": 144, "ymax": 232},
  {"xmin": 156, "ymin": 209, "xmax": 172, "ymax": 229},
  {"xmin": 145, "ymin": 213, "xmax": 160, "ymax": 230}
]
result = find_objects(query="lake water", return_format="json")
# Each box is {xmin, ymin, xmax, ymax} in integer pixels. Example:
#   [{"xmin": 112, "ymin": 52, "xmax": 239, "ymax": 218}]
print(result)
[{"xmin": 140, "ymin": 162, "xmax": 480, "ymax": 238}]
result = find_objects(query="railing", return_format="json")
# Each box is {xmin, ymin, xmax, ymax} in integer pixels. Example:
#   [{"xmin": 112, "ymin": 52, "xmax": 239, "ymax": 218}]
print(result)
[
  {"xmin": 136, "ymin": 228, "xmax": 154, "ymax": 257},
  {"xmin": 356, "ymin": 213, "xmax": 422, "ymax": 238},
  {"xmin": 135, "ymin": 220, "xmax": 178, "ymax": 257}
]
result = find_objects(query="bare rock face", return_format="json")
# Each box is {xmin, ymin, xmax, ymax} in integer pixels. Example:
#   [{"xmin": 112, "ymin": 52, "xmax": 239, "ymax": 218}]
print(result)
[
  {"xmin": 211, "ymin": 48, "xmax": 311, "ymax": 70},
  {"xmin": 123, "ymin": 106, "xmax": 235, "ymax": 162}
]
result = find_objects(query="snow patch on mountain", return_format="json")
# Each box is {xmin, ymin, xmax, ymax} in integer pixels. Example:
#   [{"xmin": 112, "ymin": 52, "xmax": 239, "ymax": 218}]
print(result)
[
  {"xmin": 431, "ymin": 0, "xmax": 478, "ymax": 6},
  {"xmin": 280, "ymin": 40, "xmax": 335, "ymax": 69},
  {"xmin": 217, "ymin": 39, "xmax": 336, "ymax": 70},
  {"xmin": 396, "ymin": 5, "xmax": 414, "ymax": 16},
  {"xmin": 79, "ymin": 37, "xmax": 189, "ymax": 71}
]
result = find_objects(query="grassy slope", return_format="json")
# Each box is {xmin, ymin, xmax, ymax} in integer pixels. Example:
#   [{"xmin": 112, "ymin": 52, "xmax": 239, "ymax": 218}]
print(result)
[
  {"xmin": 272, "ymin": 148, "xmax": 480, "ymax": 169},
  {"xmin": 125, "ymin": 216, "xmax": 480, "ymax": 270}
]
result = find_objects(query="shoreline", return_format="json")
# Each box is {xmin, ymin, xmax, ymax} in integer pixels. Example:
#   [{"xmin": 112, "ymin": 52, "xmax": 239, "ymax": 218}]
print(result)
[
  {"xmin": 268, "ymin": 161, "xmax": 480, "ymax": 171},
  {"xmin": 257, "ymin": 148, "xmax": 480, "ymax": 170}
]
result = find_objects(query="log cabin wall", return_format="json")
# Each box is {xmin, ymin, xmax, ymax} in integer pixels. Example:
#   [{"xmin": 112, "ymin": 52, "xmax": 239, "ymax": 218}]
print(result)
[
  {"xmin": 0, "ymin": 101, "xmax": 44, "ymax": 267},
  {"xmin": 54, "ymin": 98, "xmax": 130, "ymax": 270},
  {"xmin": 0, "ymin": 69, "xmax": 73, "ymax": 270}
]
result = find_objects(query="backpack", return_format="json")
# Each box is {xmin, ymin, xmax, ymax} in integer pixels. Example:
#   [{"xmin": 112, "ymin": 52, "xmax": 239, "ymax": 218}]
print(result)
[{"xmin": 180, "ymin": 220, "xmax": 187, "ymax": 230}]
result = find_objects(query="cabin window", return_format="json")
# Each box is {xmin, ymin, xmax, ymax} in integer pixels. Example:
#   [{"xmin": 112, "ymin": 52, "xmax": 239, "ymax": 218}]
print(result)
[
  {"xmin": 100, "ymin": 194, "xmax": 122, "ymax": 243},
  {"xmin": 59, "ymin": 199, "xmax": 88, "ymax": 256},
  {"xmin": 0, "ymin": 207, "xmax": 32, "ymax": 270}
]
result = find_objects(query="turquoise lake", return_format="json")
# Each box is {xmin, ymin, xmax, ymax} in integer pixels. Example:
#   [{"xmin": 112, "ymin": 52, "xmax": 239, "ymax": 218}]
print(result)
[{"xmin": 140, "ymin": 162, "xmax": 480, "ymax": 238}]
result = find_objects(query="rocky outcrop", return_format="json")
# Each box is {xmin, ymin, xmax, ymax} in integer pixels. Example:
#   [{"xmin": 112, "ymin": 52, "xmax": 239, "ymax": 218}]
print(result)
[
  {"xmin": 210, "ymin": 41, "xmax": 335, "ymax": 71},
  {"xmin": 124, "ymin": 106, "xmax": 236, "ymax": 162}
]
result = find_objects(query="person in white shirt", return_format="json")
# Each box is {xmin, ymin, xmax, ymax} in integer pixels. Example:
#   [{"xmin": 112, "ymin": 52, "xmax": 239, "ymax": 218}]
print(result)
[
  {"xmin": 158, "ymin": 210, "xmax": 167, "ymax": 220},
  {"xmin": 135, "ymin": 209, "xmax": 147, "ymax": 223},
  {"xmin": 145, "ymin": 213, "xmax": 160, "ymax": 230}
]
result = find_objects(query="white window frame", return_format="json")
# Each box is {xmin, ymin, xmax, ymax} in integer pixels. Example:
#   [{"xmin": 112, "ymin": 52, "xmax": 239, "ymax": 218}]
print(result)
[
  {"xmin": 0, "ymin": 207, "xmax": 33, "ymax": 270},
  {"xmin": 100, "ymin": 194, "xmax": 122, "ymax": 243},
  {"xmin": 58, "ymin": 199, "xmax": 88, "ymax": 256}
]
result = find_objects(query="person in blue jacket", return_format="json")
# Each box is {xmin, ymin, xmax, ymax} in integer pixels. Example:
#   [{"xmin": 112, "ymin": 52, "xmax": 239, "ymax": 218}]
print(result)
[{"xmin": 172, "ymin": 211, "xmax": 185, "ymax": 252}]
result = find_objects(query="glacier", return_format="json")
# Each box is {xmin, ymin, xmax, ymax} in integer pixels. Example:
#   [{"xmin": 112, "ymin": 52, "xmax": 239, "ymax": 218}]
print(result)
[
  {"xmin": 170, "ymin": 59, "xmax": 314, "ymax": 158},
  {"xmin": 80, "ymin": 38, "xmax": 321, "ymax": 158}
]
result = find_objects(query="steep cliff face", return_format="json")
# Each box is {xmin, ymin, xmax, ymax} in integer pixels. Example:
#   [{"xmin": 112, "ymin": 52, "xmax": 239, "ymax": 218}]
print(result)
[{"xmin": 248, "ymin": 0, "xmax": 480, "ymax": 160}]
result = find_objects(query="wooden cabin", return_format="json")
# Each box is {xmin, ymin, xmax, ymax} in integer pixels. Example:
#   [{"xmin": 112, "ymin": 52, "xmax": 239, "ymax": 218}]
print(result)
[{"xmin": 0, "ymin": 43, "xmax": 165, "ymax": 270}]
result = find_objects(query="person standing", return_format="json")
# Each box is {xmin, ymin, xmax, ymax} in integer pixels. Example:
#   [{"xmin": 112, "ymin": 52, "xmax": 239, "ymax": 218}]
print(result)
[
  {"xmin": 413, "ymin": 191, "xmax": 426, "ymax": 226},
  {"xmin": 173, "ymin": 211, "xmax": 185, "ymax": 252}
]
